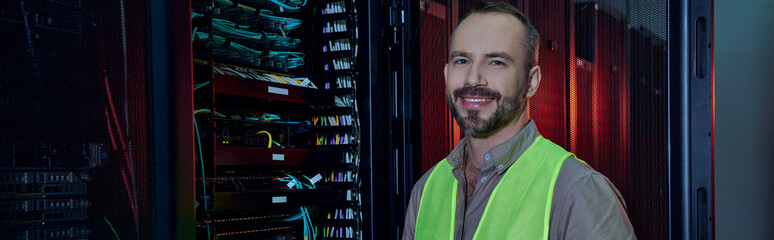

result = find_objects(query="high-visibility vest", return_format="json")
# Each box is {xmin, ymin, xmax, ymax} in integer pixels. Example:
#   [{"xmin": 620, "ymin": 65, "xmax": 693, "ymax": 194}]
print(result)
[{"xmin": 415, "ymin": 136, "xmax": 575, "ymax": 240}]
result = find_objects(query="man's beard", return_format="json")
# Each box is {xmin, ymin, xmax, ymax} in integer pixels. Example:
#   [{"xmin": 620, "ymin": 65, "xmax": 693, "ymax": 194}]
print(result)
[{"xmin": 446, "ymin": 85, "xmax": 527, "ymax": 137}]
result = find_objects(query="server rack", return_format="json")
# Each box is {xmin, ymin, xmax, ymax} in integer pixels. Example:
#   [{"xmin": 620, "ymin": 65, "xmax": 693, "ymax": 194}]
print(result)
[
  {"xmin": 189, "ymin": 0, "xmax": 366, "ymax": 239},
  {"xmin": 0, "ymin": 0, "xmax": 171, "ymax": 239}
]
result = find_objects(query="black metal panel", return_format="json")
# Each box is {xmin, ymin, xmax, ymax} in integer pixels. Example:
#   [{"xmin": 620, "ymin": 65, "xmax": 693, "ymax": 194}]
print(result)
[
  {"xmin": 668, "ymin": 0, "xmax": 691, "ymax": 238},
  {"xmin": 359, "ymin": 0, "xmax": 388, "ymax": 239},
  {"xmin": 689, "ymin": 0, "xmax": 714, "ymax": 239}
]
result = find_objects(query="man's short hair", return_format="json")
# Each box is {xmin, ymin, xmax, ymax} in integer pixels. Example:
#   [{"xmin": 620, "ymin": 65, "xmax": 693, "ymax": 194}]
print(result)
[{"xmin": 452, "ymin": 1, "xmax": 540, "ymax": 73}]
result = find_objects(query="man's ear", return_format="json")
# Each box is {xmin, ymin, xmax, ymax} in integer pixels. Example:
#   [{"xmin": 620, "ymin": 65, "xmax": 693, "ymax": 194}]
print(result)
[{"xmin": 526, "ymin": 65, "xmax": 541, "ymax": 98}]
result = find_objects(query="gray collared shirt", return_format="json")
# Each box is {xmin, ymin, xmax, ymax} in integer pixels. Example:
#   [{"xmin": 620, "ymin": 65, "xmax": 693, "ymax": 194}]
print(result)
[{"xmin": 403, "ymin": 121, "xmax": 636, "ymax": 239}]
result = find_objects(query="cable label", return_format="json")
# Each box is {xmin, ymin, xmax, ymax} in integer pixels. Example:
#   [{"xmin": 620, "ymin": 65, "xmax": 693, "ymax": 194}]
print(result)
[
  {"xmin": 272, "ymin": 196, "xmax": 287, "ymax": 203},
  {"xmin": 272, "ymin": 154, "xmax": 285, "ymax": 161},
  {"xmin": 268, "ymin": 86, "xmax": 289, "ymax": 95}
]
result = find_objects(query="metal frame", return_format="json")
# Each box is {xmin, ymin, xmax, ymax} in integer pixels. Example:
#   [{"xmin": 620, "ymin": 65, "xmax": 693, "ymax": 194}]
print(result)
[
  {"xmin": 668, "ymin": 0, "xmax": 714, "ymax": 239},
  {"xmin": 151, "ymin": 0, "xmax": 196, "ymax": 238}
]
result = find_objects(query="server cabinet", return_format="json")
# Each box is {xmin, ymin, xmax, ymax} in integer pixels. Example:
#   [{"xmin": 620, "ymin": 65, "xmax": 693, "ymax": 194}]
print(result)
[
  {"xmin": 0, "ymin": 0, "xmax": 187, "ymax": 239},
  {"xmin": 187, "ymin": 0, "xmax": 375, "ymax": 239}
]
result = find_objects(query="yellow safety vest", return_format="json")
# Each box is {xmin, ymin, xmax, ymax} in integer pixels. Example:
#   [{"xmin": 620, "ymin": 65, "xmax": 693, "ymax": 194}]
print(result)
[{"xmin": 415, "ymin": 136, "xmax": 576, "ymax": 239}]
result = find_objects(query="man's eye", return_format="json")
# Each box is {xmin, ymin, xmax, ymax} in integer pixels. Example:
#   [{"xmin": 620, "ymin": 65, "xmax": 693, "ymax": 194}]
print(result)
[
  {"xmin": 454, "ymin": 59, "xmax": 469, "ymax": 64},
  {"xmin": 491, "ymin": 60, "xmax": 505, "ymax": 66}
]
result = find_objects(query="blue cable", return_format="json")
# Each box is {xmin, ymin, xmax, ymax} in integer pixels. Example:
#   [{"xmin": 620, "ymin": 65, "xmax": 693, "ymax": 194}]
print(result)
[
  {"xmin": 268, "ymin": 0, "xmax": 307, "ymax": 10},
  {"xmin": 194, "ymin": 81, "xmax": 210, "ymax": 90},
  {"xmin": 279, "ymin": 173, "xmax": 316, "ymax": 239},
  {"xmin": 193, "ymin": 117, "xmax": 209, "ymax": 214},
  {"xmin": 231, "ymin": 180, "xmax": 240, "ymax": 191},
  {"xmin": 302, "ymin": 175, "xmax": 316, "ymax": 188}
]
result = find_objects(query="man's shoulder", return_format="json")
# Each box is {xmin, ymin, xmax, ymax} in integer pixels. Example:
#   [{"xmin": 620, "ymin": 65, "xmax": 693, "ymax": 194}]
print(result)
[
  {"xmin": 557, "ymin": 157, "xmax": 598, "ymax": 184},
  {"xmin": 554, "ymin": 157, "xmax": 615, "ymax": 200},
  {"xmin": 550, "ymin": 157, "xmax": 636, "ymax": 239}
]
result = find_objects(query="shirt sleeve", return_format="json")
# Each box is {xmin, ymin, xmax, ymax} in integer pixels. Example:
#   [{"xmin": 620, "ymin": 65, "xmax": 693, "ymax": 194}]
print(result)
[{"xmin": 549, "ymin": 160, "xmax": 637, "ymax": 240}]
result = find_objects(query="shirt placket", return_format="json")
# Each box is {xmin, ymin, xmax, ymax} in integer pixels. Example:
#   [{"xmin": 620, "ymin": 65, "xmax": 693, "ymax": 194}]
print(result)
[{"xmin": 457, "ymin": 151, "xmax": 497, "ymax": 240}]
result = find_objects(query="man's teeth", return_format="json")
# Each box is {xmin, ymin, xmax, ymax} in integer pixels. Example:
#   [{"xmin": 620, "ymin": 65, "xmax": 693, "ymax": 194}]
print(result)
[{"xmin": 463, "ymin": 98, "xmax": 493, "ymax": 103}]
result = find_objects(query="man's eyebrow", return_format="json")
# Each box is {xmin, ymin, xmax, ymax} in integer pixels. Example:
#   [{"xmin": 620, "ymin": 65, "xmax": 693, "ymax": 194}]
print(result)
[
  {"xmin": 485, "ymin": 52, "xmax": 515, "ymax": 63},
  {"xmin": 449, "ymin": 51, "xmax": 470, "ymax": 59}
]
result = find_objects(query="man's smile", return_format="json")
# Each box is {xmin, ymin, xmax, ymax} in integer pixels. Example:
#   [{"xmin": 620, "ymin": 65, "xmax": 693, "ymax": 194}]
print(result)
[{"xmin": 460, "ymin": 96, "xmax": 496, "ymax": 108}]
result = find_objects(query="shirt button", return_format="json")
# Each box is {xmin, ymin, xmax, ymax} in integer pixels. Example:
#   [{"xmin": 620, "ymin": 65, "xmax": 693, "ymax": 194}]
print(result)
[
  {"xmin": 498, "ymin": 164, "xmax": 504, "ymax": 170},
  {"xmin": 481, "ymin": 177, "xmax": 487, "ymax": 183},
  {"xmin": 484, "ymin": 154, "xmax": 491, "ymax": 161}
]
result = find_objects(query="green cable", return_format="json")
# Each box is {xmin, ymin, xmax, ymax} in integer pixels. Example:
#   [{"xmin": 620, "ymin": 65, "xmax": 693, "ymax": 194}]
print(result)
[
  {"xmin": 104, "ymin": 217, "xmax": 121, "ymax": 240},
  {"xmin": 194, "ymin": 81, "xmax": 210, "ymax": 90},
  {"xmin": 272, "ymin": 140, "xmax": 285, "ymax": 148}
]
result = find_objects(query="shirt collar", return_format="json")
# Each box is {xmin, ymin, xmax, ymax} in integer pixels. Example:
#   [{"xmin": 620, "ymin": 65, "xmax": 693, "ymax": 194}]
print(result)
[{"xmin": 445, "ymin": 120, "xmax": 541, "ymax": 174}]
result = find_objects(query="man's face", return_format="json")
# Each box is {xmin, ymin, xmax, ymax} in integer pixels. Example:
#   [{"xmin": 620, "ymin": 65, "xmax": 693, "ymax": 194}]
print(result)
[{"xmin": 445, "ymin": 13, "xmax": 530, "ymax": 137}]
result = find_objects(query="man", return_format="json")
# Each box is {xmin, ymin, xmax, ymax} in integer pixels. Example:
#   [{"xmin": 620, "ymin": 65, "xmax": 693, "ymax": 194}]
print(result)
[{"xmin": 403, "ymin": 2, "xmax": 636, "ymax": 239}]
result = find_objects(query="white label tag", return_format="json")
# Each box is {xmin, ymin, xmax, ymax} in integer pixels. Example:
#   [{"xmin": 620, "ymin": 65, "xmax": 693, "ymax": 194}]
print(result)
[
  {"xmin": 268, "ymin": 86, "xmax": 289, "ymax": 95},
  {"xmin": 272, "ymin": 196, "xmax": 287, "ymax": 203},
  {"xmin": 272, "ymin": 154, "xmax": 285, "ymax": 161},
  {"xmin": 310, "ymin": 173, "xmax": 323, "ymax": 185}
]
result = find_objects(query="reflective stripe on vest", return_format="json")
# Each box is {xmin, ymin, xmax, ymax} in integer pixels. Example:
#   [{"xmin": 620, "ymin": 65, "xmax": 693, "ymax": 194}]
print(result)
[{"xmin": 415, "ymin": 136, "xmax": 575, "ymax": 240}]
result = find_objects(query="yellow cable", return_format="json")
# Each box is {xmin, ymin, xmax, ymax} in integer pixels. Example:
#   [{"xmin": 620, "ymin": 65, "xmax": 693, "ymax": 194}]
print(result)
[
  {"xmin": 268, "ymin": 74, "xmax": 287, "ymax": 84},
  {"xmin": 194, "ymin": 109, "xmax": 210, "ymax": 114},
  {"xmin": 253, "ymin": 131, "xmax": 273, "ymax": 148}
]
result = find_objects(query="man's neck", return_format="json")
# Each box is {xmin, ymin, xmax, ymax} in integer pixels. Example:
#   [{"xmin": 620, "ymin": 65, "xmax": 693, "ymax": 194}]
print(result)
[{"xmin": 465, "ymin": 114, "xmax": 529, "ymax": 169}]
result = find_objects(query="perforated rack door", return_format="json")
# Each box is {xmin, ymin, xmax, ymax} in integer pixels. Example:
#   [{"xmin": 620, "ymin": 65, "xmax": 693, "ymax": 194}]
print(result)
[{"xmin": 0, "ymin": 0, "xmax": 159, "ymax": 239}]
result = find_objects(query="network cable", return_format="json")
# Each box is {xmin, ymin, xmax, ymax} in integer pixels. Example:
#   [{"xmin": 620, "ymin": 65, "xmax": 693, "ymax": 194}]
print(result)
[
  {"xmin": 278, "ymin": 173, "xmax": 317, "ymax": 240},
  {"xmin": 193, "ymin": 12, "xmax": 302, "ymax": 50},
  {"xmin": 267, "ymin": 0, "xmax": 307, "ymax": 10},
  {"xmin": 251, "ymin": 130, "xmax": 273, "ymax": 148},
  {"xmin": 192, "ymin": 13, "xmax": 266, "ymax": 40},
  {"xmin": 214, "ymin": 0, "xmax": 258, "ymax": 13},
  {"xmin": 194, "ymin": 110, "xmax": 213, "ymax": 240}
]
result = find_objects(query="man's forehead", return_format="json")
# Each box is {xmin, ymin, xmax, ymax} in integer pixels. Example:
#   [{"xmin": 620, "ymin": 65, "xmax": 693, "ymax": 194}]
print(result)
[
  {"xmin": 451, "ymin": 13, "xmax": 525, "ymax": 42},
  {"xmin": 449, "ymin": 13, "xmax": 527, "ymax": 61}
]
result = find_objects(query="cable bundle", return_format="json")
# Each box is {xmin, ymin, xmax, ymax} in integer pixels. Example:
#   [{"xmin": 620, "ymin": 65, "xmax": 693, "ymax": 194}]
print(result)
[
  {"xmin": 215, "ymin": 65, "xmax": 316, "ymax": 88},
  {"xmin": 261, "ymin": 0, "xmax": 308, "ymax": 12},
  {"xmin": 193, "ymin": 12, "xmax": 301, "ymax": 50},
  {"xmin": 211, "ymin": 1, "xmax": 303, "ymax": 33},
  {"xmin": 265, "ymin": 50, "xmax": 305, "ymax": 69},
  {"xmin": 279, "ymin": 173, "xmax": 321, "ymax": 240},
  {"xmin": 195, "ymin": 31, "xmax": 262, "ymax": 66},
  {"xmin": 257, "ymin": 11, "xmax": 302, "ymax": 32}
]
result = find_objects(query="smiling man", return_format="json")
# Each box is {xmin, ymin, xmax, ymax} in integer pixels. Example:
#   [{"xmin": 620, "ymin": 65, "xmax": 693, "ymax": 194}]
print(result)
[{"xmin": 403, "ymin": 2, "xmax": 636, "ymax": 239}]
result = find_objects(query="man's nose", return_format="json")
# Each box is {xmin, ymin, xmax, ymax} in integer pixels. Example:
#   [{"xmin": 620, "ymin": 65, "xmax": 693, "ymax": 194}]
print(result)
[{"xmin": 464, "ymin": 63, "xmax": 487, "ymax": 87}]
